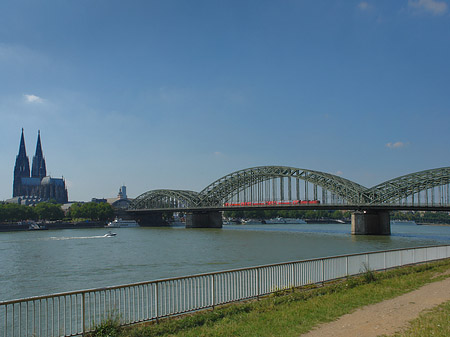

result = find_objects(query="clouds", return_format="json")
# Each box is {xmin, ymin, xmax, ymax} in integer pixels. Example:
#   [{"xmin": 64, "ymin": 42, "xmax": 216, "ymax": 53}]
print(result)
[
  {"xmin": 358, "ymin": 2, "xmax": 372, "ymax": 11},
  {"xmin": 386, "ymin": 141, "xmax": 408, "ymax": 149},
  {"xmin": 24, "ymin": 94, "xmax": 44, "ymax": 103},
  {"xmin": 408, "ymin": 0, "xmax": 448, "ymax": 15},
  {"xmin": 357, "ymin": 0, "xmax": 449, "ymax": 16}
]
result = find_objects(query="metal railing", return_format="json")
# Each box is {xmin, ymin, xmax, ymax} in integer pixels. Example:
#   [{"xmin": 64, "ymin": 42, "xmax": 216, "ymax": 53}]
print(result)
[{"xmin": 1, "ymin": 244, "xmax": 449, "ymax": 336}]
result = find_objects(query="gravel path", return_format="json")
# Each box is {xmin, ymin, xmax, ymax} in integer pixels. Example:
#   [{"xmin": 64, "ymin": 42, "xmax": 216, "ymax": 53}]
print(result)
[{"xmin": 301, "ymin": 273, "xmax": 450, "ymax": 337}]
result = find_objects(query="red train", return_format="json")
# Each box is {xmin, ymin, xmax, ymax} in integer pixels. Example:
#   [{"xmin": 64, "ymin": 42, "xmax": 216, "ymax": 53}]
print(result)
[{"xmin": 224, "ymin": 200, "xmax": 320, "ymax": 207}]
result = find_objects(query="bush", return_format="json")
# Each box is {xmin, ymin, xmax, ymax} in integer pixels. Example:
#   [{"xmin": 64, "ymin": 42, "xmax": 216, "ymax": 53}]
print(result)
[
  {"xmin": 89, "ymin": 316, "xmax": 122, "ymax": 337},
  {"xmin": 361, "ymin": 262, "xmax": 377, "ymax": 283}
]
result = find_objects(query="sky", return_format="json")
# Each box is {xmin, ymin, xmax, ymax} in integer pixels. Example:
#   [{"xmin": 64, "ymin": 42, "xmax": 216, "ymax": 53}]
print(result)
[{"xmin": 1, "ymin": 0, "xmax": 450, "ymax": 202}]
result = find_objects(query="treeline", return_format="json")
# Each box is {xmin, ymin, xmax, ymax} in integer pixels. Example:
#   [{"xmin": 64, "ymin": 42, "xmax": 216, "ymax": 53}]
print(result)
[
  {"xmin": 0, "ymin": 202, "xmax": 114, "ymax": 222},
  {"xmin": 223, "ymin": 209, "xmax": 352, "ymax": 220},
  {"xmin": 0, "ymin": 202, "xmax": 64, "ymax": 222},
  {"xmin": 68, "ymin": 202, "xmax": 114, "ymax": 221},
  {"xmin": 391, "ymin": 211, "xmax": 450, "ymax": 223}
]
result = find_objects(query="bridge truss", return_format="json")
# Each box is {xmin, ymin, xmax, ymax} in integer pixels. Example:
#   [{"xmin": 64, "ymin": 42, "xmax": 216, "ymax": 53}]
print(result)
[{"xmin": 129, "ymin": 166, "xmax": 450, "ymax": 211}]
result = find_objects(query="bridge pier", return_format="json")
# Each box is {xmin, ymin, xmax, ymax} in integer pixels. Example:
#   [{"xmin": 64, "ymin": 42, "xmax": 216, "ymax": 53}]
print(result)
[
  {"xmin": 186, "ymin": 211, "xmax": 223, "ymax": 228},
  {"xmin": 351, "ymin": 210, "xmax": 390, "ymax": 235}
]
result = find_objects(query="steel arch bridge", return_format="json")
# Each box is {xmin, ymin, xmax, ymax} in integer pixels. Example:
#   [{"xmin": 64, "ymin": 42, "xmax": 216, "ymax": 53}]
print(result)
[
  {"xmin": 129, "ymin": 166, "xmax": 450, "ymax": 211},
  {"xmin": 131, "ymin": 189, "xmax": 200, "ymax": 210}
]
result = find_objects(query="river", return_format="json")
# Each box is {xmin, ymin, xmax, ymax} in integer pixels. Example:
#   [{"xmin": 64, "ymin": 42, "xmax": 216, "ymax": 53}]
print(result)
[{"xmin": 1, "ymin": 222, "xmax": 450, "ymax": 302}]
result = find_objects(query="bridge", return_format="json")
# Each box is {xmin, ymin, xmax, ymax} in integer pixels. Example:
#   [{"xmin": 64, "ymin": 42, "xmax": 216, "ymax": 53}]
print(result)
[{"xmin": 127, "ymin": 166, "xmax": 450, "ymax": 235}]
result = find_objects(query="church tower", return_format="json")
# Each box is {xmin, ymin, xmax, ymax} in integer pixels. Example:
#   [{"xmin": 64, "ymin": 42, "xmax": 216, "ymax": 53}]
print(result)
[
  {"xmin": 12, "ymin": 129, "xmax": 68, "ymax": 204},
  {"xmin": 13, "ymin": 128, "xmax": 30, "ymax": 197},
  {"xmin": 31, "ymin": 130, "xmax": 47, "ymax": 178}
]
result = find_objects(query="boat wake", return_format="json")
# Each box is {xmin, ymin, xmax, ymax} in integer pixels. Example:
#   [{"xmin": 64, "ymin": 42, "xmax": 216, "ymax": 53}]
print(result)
[{"xmin": 44, "ymin": 235, "xmax": 113, "ymax": 241}]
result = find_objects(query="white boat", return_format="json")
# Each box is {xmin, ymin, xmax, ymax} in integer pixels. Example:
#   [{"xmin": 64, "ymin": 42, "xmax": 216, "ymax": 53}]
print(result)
[
  {"xmin": 242, "ymin": 219, "xmax": 265, "ymax": 224},
  {"xmin": 28, "ymin": 222, "xmax": 48, "ymax": 230},
  {"xmin": 265, "ymin": 217, "xmax": 307, "ymax": 224},
  {"xmin": 103, "ymin": 231, "xmax": 117, "ymax": 237},
  {"xmin": 106, "ymin": 218, "xmax": 139, "ymax": 228},
  {"xmin": 391, "ymin": 220, "xmax": 417, "ymax": 225}
]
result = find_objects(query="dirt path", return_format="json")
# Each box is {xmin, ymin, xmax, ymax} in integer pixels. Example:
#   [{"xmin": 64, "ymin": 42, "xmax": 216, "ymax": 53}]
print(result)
[{"xmin": 301, "ymin": 274, "xmax": 450, "ymax": 337}]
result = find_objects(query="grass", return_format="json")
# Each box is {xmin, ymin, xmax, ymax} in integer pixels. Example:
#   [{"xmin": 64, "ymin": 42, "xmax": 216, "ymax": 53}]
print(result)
[
  {"xmin": 89, "ymin": 259, "xmax": 450, "ymax": 337},
  {"xmin": 389, "ymin": 300, "xmax": 450, "ymax": 337},
  {"xmin": 88, "ymin": 316, "xmax": 122, "ymax": 337}
]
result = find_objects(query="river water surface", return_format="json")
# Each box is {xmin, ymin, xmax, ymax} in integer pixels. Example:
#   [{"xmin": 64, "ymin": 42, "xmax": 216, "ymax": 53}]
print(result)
[{"xmin": 1, "ymin": 223, "xmax": 450, "ymax": 301}]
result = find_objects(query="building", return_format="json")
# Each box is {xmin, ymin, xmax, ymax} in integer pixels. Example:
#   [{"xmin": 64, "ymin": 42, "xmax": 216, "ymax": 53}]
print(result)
[
  {"xmin": 10, "ymin": 129, "xmax": 68, "ymax": 205},
  {"xmin": 107, "ymin": 185, "xmax": 132, "ymax": 209}
]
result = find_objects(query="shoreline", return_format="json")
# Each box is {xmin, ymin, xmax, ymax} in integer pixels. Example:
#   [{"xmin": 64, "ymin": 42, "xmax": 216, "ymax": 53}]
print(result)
[
  {"xmin": 0, "ymin": 221, "xmax": 106, "ymax": 232},
  {"xmin": 417, "ymin": 222, "xmax": 450, "ymax": 226}
]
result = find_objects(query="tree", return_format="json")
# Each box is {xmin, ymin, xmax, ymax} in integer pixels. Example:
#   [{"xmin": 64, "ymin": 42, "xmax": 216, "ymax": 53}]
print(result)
[
  {"xmin": 68, "ymin": 203, "xmax": 82, "ymax": 219},
  {"xmin": 331, "ymin": 210, "xmax": 343, "ymax": 219},
  {"xmin": 68, "ymin": 202, "xmax": 114, "ymax": 221},
  {"xmin": 0, "ymin": 203, "xmax": 37, "ymax": 222},
  {"xmin": 35, "ymin": 202, "xmax": 64, "ymax": 221},
  {"xmin": 96, "ymin": 203, "xmax": 114, "ymax": 221}
]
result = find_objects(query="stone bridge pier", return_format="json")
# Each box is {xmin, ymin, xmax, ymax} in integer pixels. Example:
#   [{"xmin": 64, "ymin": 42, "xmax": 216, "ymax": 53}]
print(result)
[
  {"xmin": 351, "ymin": 210, "xmax": 390, "ymax": 235},
  {"xmin": 186, "ymin": 211, "xmax": 223, "ymax": 228}
]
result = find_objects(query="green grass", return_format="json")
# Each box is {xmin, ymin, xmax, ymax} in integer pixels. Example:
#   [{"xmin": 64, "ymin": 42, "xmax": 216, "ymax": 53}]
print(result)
[
  {"xmin": 88, "ymin": 315, "xmax": 122, "ymax": 337},
  {"xmin": 389, "ymin": 300, "xmax": 450, "ymax": 337},
  {"xmin": 89, "ymin": 259, "xmax": 450, "ymax": 337}
]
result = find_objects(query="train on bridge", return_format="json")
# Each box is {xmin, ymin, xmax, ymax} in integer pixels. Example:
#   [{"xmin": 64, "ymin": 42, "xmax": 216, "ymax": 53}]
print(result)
[{"xmin": 224, "ymin": 200, "xmax": 320, "ymax": 207}]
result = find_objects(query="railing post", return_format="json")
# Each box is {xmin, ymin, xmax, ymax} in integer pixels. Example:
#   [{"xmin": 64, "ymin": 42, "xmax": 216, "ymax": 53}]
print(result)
[
  {"xmin": 211, "ymin": 274, "xmax": 215, "ymax": 310},
  {"xmin": 400, "ymin": 250, "xmax": 403, "ymax": 266},
  {"xmin": 292, "ymin": 263, "xmax": 296, "ymax": 287},
  {"xmin": 256, "ymin": 268, "xmax": 260, "ymax": 299},
  {"xmin": 321, "ymin": 259, "xmax": 324, "ymax": 284},
  {"xmin": 155, "ymin": 283, "xmax": 159, "ymax": 323},
  {"xmin": 5, "ymin": 305, "xmax": 8, "ymax": 337},
  {"xmin": 82, "ymin": 293, "xmax": 86, "ymax": 337}
]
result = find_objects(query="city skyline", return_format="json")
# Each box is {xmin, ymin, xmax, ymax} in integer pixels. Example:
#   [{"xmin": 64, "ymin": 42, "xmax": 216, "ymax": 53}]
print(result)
[{"xmin": 1, "ymin": 0, "xmax": 450, "ymax": 201}]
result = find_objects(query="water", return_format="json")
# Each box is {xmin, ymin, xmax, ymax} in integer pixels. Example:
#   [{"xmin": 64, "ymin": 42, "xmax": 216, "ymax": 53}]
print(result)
[{"xmin": 1, "ymin": 223, "xmax": 450, "ymax": 302}]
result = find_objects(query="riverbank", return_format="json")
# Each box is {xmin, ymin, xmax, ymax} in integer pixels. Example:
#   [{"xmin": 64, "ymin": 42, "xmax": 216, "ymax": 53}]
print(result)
[
  {"xmin": 417, "ymin": 222, "xmax": 450, "ymax": 226},
  {"xmin": 0, "ymin": 221, "xmax": 105, "ymax": 231},
  {"xmin": 90, "ymin": 258, "xmax": 450, "ymax": 337}
]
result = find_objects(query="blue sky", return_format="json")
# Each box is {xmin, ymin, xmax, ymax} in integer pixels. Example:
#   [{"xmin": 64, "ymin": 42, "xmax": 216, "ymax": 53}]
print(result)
[{"xmin": 1, "ymin": 0, "xmax": 449, "ymax": 202}]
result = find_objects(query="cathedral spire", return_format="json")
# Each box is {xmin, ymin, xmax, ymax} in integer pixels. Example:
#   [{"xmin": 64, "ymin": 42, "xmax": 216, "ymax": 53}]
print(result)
[
  {"xmin": 32, "ymin": 130, "xmax": 47, "ymax": 178},
  {"xmin": 35, "ymin": 130, "xmax": 43, "ymax": 157},
  {"xmin": 13, "ymin": 128, "xmax": 30, "ymax": 197},
  {"xmin": 18, "ymin": 128, "xmax": 27, "ymax": 158}
]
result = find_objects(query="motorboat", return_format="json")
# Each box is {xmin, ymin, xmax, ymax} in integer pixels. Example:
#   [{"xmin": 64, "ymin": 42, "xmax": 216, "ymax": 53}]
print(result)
[
  {"xmin": 103, "ymin": 231, "xmax": 117, "ymax": 237},
  {"xmin": 106, "ymin": 218, "xmax": 139, "ymax": 228},
  {"xmin": 28, "ymin": 223, "xmax": 48, "ymax": 230}
]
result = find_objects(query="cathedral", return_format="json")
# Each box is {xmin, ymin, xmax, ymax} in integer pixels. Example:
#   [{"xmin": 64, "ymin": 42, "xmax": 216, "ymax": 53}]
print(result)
[{"xmin": 12, "ymin": 129, "xmax": 68, "ymax": 205}]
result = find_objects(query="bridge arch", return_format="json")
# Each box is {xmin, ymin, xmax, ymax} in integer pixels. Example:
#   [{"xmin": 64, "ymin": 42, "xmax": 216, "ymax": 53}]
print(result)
[
  {"xmin": 130, "ymin": 189, "xmax": 200, "ymax": 210},
  {"xmin": 198, "ymin": 166, "xmax": 370, "ymax": 206},
  {"xmin": 367, "ymin": 167, "xmax": 450, "ymax": 204},
  {"xmin": 129, "ymin": 166, "xmax": 450, "ymax": 210}
]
